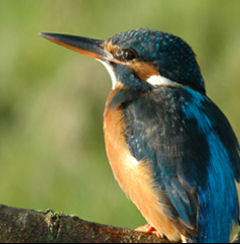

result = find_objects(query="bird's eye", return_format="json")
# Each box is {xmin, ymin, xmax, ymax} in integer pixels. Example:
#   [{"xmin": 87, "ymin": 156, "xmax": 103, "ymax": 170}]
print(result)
[
  {"xmin": 114, "ymin": 48, "xmax": 138, "ymax": 61},
  {"xmin": 123, "ymin": 48, "xmax": 137, "ymax": 61}
]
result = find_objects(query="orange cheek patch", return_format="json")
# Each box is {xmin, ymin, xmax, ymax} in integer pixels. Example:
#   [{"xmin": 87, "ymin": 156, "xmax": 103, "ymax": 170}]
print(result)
[
  {"xmin": 103, "ymin": 41, "xmax": 124, "ymax": 64},
  {"xmin": 104, "ymin": 41, "xmax": 118, "ymax": 55},
  {"xmin": 104, "ymin": 41, "xmax": 160, "ymax": 80},
  {"xmin": 129, "ymin": 61, "xmax": 159, "ymax": 81}
]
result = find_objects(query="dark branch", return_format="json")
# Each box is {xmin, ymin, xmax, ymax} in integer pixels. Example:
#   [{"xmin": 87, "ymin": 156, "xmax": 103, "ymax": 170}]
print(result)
[{"xmin": 0, "ymin": 204, "xmax": 170, "ymax": 243}]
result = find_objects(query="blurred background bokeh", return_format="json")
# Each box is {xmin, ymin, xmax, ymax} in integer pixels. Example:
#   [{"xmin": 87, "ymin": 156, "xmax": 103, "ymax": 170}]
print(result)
[{"xmin": 0, "ymin": 0, "xmax": 240, "ymax": 229}]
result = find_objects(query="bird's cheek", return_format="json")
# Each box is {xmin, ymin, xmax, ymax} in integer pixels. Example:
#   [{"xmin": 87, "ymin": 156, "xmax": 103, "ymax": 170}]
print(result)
[
  {"xmin": 128, "ymin": 61, "xmax": 159, "ymax": 81},
  {"xmin": 113, "ymin": 64, "xmax": 149, "ymax": 91}
]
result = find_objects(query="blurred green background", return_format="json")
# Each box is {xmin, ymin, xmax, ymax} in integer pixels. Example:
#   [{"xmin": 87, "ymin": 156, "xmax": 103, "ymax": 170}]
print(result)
[{"xmin": 0, "ymin": 0, "xmax": 240, "ymax": 230}]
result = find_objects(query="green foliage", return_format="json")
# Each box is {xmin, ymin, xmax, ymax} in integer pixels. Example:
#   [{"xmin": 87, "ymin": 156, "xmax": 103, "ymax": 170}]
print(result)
[{"xmin": 0, "ymin": 0, "xmax": 239, "ymax": 229}]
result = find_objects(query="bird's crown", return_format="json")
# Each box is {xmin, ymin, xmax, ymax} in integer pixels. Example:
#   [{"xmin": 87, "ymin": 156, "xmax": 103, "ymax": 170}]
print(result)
[
  {"xmin": 105, "ymin": 28, "xmax": 205, "ymax": 93},
  {"xmin": 39, "ymin": 28, "xmax": 205, "ymax": 94}
]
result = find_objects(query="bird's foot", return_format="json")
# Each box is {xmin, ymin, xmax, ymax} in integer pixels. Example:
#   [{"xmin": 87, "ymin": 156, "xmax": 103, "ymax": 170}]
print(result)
[{"xmin": 135, "ymin": 224, "xmax": 163, "ymax": 239}]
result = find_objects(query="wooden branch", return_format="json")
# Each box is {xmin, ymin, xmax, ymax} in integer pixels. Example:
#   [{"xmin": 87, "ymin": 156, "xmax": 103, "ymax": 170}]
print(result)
[{"xmin": 0, "ymin": 204, "xmax": 170, "ymax": 243}]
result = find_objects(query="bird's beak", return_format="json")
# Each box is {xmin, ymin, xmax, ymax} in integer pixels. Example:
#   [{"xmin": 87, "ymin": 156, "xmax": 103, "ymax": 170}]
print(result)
[{"xmin": 39, "ymin": 32, "xmax": 113, "ymax": 61}]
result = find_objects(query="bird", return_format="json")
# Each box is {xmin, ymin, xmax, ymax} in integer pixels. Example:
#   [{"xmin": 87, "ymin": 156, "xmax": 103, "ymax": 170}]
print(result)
[{"xmin": 39, "ymin": 28, "xmax": 240, "ymax": 243}]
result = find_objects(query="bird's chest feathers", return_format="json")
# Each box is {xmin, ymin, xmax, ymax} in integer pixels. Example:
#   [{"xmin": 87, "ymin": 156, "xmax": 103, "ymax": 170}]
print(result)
[
  {"xmin": 103, "ymin": 90, "xmax": 154, "ymax": 198},
  {"xmin": 103, "ymin": 90, "xmax": 181, "ymax": 240}
]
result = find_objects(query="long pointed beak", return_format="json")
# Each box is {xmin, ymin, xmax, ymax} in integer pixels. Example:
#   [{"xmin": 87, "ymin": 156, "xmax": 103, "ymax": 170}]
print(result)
[{"xmin": 39, "ymin": 32, "xmax": 113, "ymax": 61}]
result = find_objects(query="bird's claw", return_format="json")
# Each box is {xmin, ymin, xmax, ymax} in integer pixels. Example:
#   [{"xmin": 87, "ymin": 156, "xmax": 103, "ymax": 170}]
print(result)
[{"xmin": 135, "ymin": 224, "xmax": 164, "ymax": 239}]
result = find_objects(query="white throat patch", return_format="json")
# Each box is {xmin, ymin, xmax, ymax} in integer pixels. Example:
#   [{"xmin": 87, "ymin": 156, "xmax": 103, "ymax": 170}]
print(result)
[
  {"xmin": 97, "ymin": 60, "xmax": 179, "ymax": 90},
  {"xmin": 97, "ymin": 59, "xmax": 117, "ymax": 89},
  {"xmin": 146, "ymin": 75, "xmax": 178, "ymax": 87}
]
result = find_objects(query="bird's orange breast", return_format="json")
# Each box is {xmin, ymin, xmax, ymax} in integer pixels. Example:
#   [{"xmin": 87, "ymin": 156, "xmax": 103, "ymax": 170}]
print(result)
[{"xmin": 103, "ymin": 89, "xmax": 181, "ymax": 241}]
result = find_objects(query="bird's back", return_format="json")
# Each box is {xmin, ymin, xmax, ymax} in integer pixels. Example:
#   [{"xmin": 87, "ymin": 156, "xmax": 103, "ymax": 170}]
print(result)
[
  {"xmin": 104, "ymin": 85, "xmax": 240, "ymax": 243},
  {"xmin": 40, "ymin": 28, "xmax": 240, "ymax": 243}
]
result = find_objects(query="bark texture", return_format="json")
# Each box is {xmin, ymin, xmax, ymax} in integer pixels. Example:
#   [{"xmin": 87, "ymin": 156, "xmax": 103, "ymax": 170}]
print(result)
[{"xmin": 0, "ymin": 204, "xmax": 169, "ymax": 243}]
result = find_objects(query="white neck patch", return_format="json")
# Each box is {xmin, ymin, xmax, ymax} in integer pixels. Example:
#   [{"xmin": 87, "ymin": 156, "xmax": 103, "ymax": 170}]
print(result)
[
  {"xmin": 146, "ymin": 75, "xmax": 179, "ymax": 87},
  {"xmin": 97, "ymin": 59, "xmax": 117, "ymax": 89},
  {"xmin": 97, "ymin": 61, "xmax": 179, "ymax": 90}
]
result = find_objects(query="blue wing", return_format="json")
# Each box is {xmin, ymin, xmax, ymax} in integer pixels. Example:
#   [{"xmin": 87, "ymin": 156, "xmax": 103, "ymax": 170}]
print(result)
[{"xmin": 121, "ymin": 86, "xmax": 240, "ymax": 242}]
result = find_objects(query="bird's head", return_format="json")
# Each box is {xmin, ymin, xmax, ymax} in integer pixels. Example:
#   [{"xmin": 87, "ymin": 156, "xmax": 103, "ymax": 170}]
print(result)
[{"xmin": 39, "ymin": 28, "xmax": 205, "ymax": 94}]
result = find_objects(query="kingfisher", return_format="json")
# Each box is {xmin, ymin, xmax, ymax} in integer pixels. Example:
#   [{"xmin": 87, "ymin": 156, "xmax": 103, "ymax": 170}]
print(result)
[{"xmin": 39, "ymin": 28, "xmax": 240, "ymax": 243}]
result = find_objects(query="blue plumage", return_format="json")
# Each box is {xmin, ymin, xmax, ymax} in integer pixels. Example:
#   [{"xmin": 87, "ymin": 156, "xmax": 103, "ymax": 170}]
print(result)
[
  {"xmin": 41, "ymin": 28, "xmax": 240, "ymax": 243},
  {"xmin": 109, "ymin": 28, "xmax": 205, "ymax": 93},
  {"xmin": 109, "ymin": 29, "xmax": 240, "ymax": 242},
  {"xmin": 117, "ymin": 85, "xmax": 240, "ymax": 242},
  {"xmin": 114, "ymin": 64, "xmax": 152, "ymax": 92},
  {"xmin": 197, "ymin": 135, "xmax": 238, "ymax": 243},
  {"xmin": 182, "ymin": 88, "xmax": 239, "ymax": 242}
]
